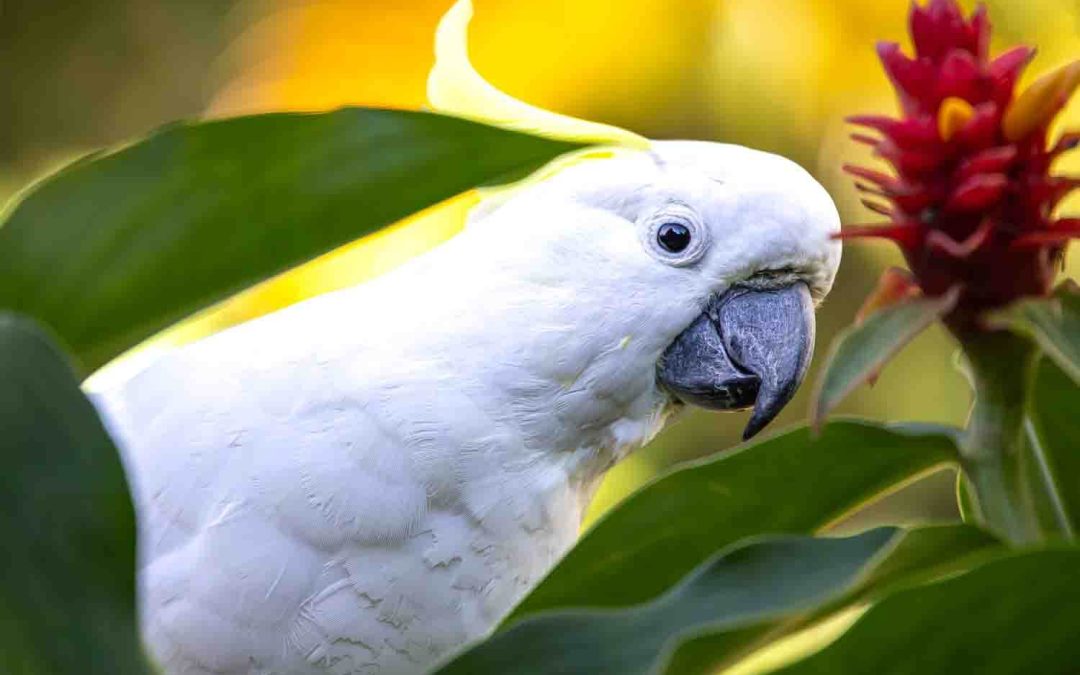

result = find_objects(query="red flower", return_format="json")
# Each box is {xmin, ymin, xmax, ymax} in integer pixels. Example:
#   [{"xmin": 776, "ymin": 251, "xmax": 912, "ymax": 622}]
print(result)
[{"xmin": 841, "ymin": 0, "xmax": 1079, "ymax": 329}]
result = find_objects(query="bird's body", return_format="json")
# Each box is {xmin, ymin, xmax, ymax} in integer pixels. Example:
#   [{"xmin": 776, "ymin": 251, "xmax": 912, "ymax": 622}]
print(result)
[
  {"xmin": 93, "ymin": 142, "xmax": 841, "ymax": 674},
  {"xmin": 96, "ymin": 213, "xmax": 666, "ymax": 674}
]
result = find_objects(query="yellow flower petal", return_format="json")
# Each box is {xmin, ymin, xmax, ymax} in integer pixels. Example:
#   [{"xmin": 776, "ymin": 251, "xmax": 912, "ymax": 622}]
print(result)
[
  {"xmin": 937, "ymin": 96, "xmax": 975, "ymax": 142},
  {"xmin": 427, "ymin": 0, "xmax": 650, "ymax": 150},
  {"xmin": 1003, "ymin": 60, "xmax": 1080, "ymax": 142}
]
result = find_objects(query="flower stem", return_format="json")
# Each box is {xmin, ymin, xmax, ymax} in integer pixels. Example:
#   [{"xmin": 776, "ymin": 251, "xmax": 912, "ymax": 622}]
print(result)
[{"xmin": 955, "ymin": 328, "xmax": 1042, "ymax": 544}]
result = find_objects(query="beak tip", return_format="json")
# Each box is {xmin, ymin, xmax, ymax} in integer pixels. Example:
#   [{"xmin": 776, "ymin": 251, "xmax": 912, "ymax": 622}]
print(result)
[
  {"xmin": 741, "ymin": 424, "xmax": 760, "ymax": 442},
  {"xmin": 724, "ymin": 282, "xmax": 816, "ymax": 443},
  {"xmin": 741, "ymin": 406, "xmax": 774, "ymax": 441}
]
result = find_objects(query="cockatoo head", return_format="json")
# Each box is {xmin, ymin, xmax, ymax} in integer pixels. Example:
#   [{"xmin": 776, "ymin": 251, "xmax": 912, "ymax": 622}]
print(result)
[
  {"xmin": 428, "ymin": 0, "xmax": 840, "ymax": 441},
  {"xmin": 470, "ymin": 141, "xmax": 840, "ymax": 440}
]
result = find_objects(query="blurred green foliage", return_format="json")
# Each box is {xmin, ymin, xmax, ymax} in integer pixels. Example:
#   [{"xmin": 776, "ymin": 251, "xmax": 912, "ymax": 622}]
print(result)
[
  {"xmin": 0, "ymin": 315, "xmax": 149, "ymax": 674},
  {"xmin": 772, "ymin": 547, "xmax": 1080, "ymax": 674},
  {"xmin": 0, "ymin": 109, "xmax": 577, "ymax": 371}
]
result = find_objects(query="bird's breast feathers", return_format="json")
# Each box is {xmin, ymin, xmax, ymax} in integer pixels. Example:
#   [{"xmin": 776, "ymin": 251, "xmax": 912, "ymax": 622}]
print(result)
[{"xmin": 93, "ymin": 234, "xmax": 672, "ymax": 674}]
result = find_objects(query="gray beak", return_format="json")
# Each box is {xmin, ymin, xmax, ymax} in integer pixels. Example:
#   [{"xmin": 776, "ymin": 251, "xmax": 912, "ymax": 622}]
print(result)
[{"xmin": 657, "ymin": 282, "xmax": 815, "ymax": 440}]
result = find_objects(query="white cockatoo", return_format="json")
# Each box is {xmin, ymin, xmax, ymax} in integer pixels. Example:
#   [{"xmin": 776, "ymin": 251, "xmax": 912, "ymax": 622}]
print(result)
[{"xmin": 91, "ymin": 2, "xmax": 841, "ymax": 673}]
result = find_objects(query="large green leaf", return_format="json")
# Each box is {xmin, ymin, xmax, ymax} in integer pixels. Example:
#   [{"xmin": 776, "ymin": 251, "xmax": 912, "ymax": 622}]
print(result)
[
  {"xmin": 666, "ymin": 524, "xmax": 1002, "ymax": 675},
  {"xmin": 0, "ymin": 109, "xmax": 580, "ymax": 372},
  {"xmin": 507, "ymin": 421, "xmax": 958, "ymax": 622},
  {"xmin": 0, "ymin": 313, "xmax": 150, "ymax": 674},
  {"xmin": 774, "ymin": 547, "xmax": 1080, "ymax": 674},
  {"xmin": 810, "ymin": 288, "xmax": 959, "ymax": 427},
  {"xmin": 955, "ymin": 358, "xmax": 1079, "ymax": 540},
  {"xmin": 1023, "ymin": 357, "xmax": 1080, "ymax": 539},
  {"xmin": 442, "ymin": 526, "xmax": 1005, "ymax": 675},
  {"xmin": 437, "ymin": 529, "xmax": 900, "ymax": 675},
  {"xmin": 988, "ymin": 282, "xmax": 1080, "ymax": 385}
]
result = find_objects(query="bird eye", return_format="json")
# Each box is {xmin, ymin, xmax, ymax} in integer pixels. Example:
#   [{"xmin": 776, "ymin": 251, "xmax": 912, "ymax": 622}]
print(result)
[
  {"xmin": 642, "ymin": 207, "xmax": 709, "ymax": 266},
  {"xmin": 656, "ymin": 222, "xmax": 692, "ymax": 253}
]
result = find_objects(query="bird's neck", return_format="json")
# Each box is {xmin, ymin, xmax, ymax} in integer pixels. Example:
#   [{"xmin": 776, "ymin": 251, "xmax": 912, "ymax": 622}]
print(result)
[{"xmin": 343, "ymin": 224, "xmax": 682, "ymax": 526}]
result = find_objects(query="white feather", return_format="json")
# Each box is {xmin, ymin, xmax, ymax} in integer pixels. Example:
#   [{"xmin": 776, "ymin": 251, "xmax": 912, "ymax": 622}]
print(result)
[{"xmin": 91, "ymin": 141, "xmax": 841, "ymax": 674}]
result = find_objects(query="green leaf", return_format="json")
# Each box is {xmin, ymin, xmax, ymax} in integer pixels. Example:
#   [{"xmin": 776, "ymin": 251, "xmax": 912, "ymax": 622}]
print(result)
[
  {"xmin": 443, "ymin": 526, "xmax": 1005, "ymax": 675},
  {"xmin": 956, "ymin": 471, "xmax": 976, "ymax": 523},
  {"xmin": 507, "ymin": 421, "xmax": 958, "ymax": 622},
  {"xmin": 774, "ymin": 547, "xmax": 1080, "ymax": 674},
  {"xmin": 1023, "ymin": 357, "xmax": 1080, "ymax": 539},
  {"xmin": 843, "ymin": 522, "xmax": 1000, "ymax": 595},
  {"xmin": 963, "ymin": 357, "xmax": 1080, "ymax": 539},
  {"xmin": 988, "ymin": 282, "xmax": 1080, "ymax": 385},
  {"xmin": 810, "ymin": 288, "xmax": 960, "ymax": 428},
  {"xmin": 666, "ymin": 524, "xmax": 1003, "ymax": 675},
  {"xmin": 0, "ymin": 109, "xmax": 581, "ymax": 372},
  {"xmin": 0, "ymin": 313, "xmax": 150, "ymax": 674},
  {"xmin": 437, "ymin": 529, "xmax": 900, "ymax": 675}
]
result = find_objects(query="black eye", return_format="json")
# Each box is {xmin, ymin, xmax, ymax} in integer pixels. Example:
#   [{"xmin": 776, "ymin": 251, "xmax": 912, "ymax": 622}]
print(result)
[{"xmin": 656, "ymin": 222, "xmax": 692, "ymax": 253}]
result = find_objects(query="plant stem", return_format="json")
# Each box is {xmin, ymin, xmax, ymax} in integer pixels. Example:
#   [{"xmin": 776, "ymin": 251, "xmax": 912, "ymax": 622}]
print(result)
[{"xmin": 956, "ymin": 328, "xmax": 1041, "ymax": 544}]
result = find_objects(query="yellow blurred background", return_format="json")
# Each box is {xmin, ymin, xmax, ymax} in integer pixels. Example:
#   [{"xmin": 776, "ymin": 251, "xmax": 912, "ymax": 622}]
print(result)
[{"xmin": 2, "ymin": 0, "xmax": 1077, "ymax": 525}]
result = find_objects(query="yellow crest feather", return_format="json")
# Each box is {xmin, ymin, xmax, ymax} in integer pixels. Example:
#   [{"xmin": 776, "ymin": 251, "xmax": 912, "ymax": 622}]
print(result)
[{"xmin": 427, "ymin": 0, "xmax": 650, "ymax": 150}]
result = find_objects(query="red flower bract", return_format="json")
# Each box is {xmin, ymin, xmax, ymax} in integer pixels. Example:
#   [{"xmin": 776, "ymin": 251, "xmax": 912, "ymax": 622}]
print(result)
[{"xmin": 842, "ymin": 0, "xmax": 1079, "ymax": 328}]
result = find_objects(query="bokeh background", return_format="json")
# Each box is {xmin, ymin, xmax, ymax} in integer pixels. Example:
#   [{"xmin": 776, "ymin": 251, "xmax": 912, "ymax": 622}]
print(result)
[{"xmin": 3, "ymin": 0, "xmax": 1078, "ymax": 527}]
